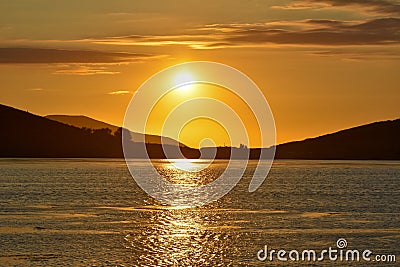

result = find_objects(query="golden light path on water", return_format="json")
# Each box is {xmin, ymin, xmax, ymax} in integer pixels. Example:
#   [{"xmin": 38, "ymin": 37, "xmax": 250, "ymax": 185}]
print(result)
[
  {"xmin": 125, "ymin": 209, "xmax": 239, "ymax": 266},
  {"xmin": 153, "ymin": 159, "xmax": 228, "ymax": 189},
  {"xmin": 166, "ymin": 159, "xmax": 213, "ymax": 172},
  {"xmin": 124, "ymin": 159, "xmax": 240, "ymax": 266}
]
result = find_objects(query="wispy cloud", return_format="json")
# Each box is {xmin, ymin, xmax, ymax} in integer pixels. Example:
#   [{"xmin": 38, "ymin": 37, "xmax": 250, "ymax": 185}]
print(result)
[
  {"xmin": 0, "ymin": 48, "xmax": 156, "ymax": 64},
  {"xmin": 92, "ymin": 18, "xmax": 400, "ymax": 49},
  {"xmin": 310, "ymin": 49, "xmax": 400, "ymax": 61},
  {"xmin": 91, "ymin": 34, "xmax": 221, "ymax": 50},
  {"xmin": 220, "ymin": 18, "xmax": 400, "ymax": 46},
  {"xmin": 53, "ymin": 65, "xmax": 120, "ymax": 75},
  {"xmin": 272, "ymin": 0, "xmax": 400, "ymax": 16},
  {"xmin": 108, "ymin": 90, "xmax": 131, "ymax": 95},
  {"xmin": 28, "ymin": 87, "xmax": 45, "ymax": 91},
  {"xmin": 1, "ymin": 17, "xmax": 398, "ymax": 56},
  {"xmin": 0, "ymin": 47, "xmax": 161, "ymax": 75}
]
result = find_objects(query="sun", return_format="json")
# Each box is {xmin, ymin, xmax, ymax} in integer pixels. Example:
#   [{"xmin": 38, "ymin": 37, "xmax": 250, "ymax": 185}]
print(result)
[
  {"xmin": 174, "ymin": 72, "xmax": 193, "ymax": 85},
  {"xmin": 174, "ymin": 72, "xmax": 195, "ymax": 93}
]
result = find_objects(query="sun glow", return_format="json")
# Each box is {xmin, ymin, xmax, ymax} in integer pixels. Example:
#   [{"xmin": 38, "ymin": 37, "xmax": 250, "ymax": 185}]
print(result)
[
  {"xmin": 145, "ymin": 82, "xmax": 262, "ymax": 148},
  {"xmin": 175, "ymin": 72, "xmax": 194, "ymax": 94},
  {"xmin": 174, "ymin": 72, "xmax": 193, "ymax": 85},
  {"xmin": 174, "ymin": 72, "xmax": 195, "ymax": 93},
  {"xmin": 167, "ymin": 159, "xmax": 212, "ymax": 172},
  {"xmin": 176, "ymin": 84, "xmax": 194, "ymax": 93}
]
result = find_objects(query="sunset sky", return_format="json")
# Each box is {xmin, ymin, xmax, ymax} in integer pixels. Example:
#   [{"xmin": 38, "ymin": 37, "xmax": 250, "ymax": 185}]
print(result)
[{"xmin": 1, "ymin": 0, "xmax": 399, "ymax": 146}]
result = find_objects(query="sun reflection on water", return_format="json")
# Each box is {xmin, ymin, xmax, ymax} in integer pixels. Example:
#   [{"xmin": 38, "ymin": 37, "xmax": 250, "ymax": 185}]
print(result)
[
  {"xmin": 166, "ymin": 159, "xmax": 213, "ymax": 172},
  {"xmin": 123, "ymin": 160, "xmax": 240, "ymax": 265},
  {"xmin": 154, "ymin": 159, "xmax": 226, "ymax": 188},
  {"xmin": 124, "ymin": 208, "xmax": 238, "ymax": 266}
]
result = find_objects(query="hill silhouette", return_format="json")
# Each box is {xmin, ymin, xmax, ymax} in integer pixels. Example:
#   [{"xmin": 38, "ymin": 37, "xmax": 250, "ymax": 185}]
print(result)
[
  {"xmin": 1, "ymin": 104, "xmax": 399, "ymax": 159},
  {"xmin": 0, "ymin": 104, "xmax": 198, "ymax": 158},
  {"xmin": 46, "ymin": 115, "xmax": 120, "ymax": 132},
  {"xmin": 202, "ymin": 119, "xmax": 400, "ymax": 160},
  {"xmin": 45, "ymin": 115, "xmax": 185, "ymax": 147},
  {"xmin": 274, "ymin": 119, "xmax": 400, "ymax": 160}
]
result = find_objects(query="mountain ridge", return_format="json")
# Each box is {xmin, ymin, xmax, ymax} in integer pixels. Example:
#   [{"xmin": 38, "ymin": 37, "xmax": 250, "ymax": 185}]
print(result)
[
  {"xmin": 45, "ymin": 114, "xmax": 186, "ymax": 147},
  {"xmin": 1, "ymin": 103, "xmax": 399, "ymax": 159},
  {"xmin": 274, "ymin": 118, "xmax": 400, "ymax": 160},
  {"xmin": 0, "ymin": 104, "xmax": 197, "ymax": 158}
]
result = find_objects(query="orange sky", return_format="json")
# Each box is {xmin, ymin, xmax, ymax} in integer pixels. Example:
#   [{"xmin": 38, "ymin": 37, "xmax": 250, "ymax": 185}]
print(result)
[{"xmin": 0, "ymin": 1, "xmax": 399, "ymax": 147}]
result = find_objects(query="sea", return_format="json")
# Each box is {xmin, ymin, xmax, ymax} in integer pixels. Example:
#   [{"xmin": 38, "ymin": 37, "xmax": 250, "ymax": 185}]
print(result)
[{"xmin": 0, "ymin": 159, "xmax": 399, "ymax": 266}]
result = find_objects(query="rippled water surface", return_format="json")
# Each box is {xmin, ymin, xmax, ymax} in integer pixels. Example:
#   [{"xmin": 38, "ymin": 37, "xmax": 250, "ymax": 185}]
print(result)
[{"xmin": 0, "ymin": 159, "xmax": 399, "ymax": 266}]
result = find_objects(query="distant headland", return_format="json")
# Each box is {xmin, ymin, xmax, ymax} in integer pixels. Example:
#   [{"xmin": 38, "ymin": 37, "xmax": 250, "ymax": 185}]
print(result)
[{"xmin": 1, "ymin": 104, "xmax": 399, "ymax": 160}]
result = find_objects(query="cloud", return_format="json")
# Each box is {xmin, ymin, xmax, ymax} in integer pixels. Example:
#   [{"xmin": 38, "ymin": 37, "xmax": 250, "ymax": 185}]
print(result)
[
  {"xmin": 221, "ymin": 18, "xmax": 400, "ymax": 46},
  {"xmin": 272, "ymin": 0, "xmax": 400, "ymax": 15},
  {"xmin": 0, "ymin": 47, "xmax": 155, "ymax": 64},
  {"xmin": 89, "ymin": 18, "xmax": 400, "ymax": 49},
  {"xmin": 28, "ymin": 87, "xmax": 45, "ymax": 91},
  {"xmin": 91, "ymin": 34, "xmax": 220, "ymax": 50},
  {"xmin": 2, "ymin": 18, "xmax": 398, "ymax": 56},
  {"xmin": 272, "ymin": 1, "xmax": 330, "ymax": 10},
  {"xmin": 108, "ymin": 90, "xmax": 131, "ymax": 95},
  {"xmin": 53, "ymin": 65, "xmax": 120, "ymax": 75},
  {"xmin": 310, "ymin": 49, "xmax": 400, "ymax": 61}
]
